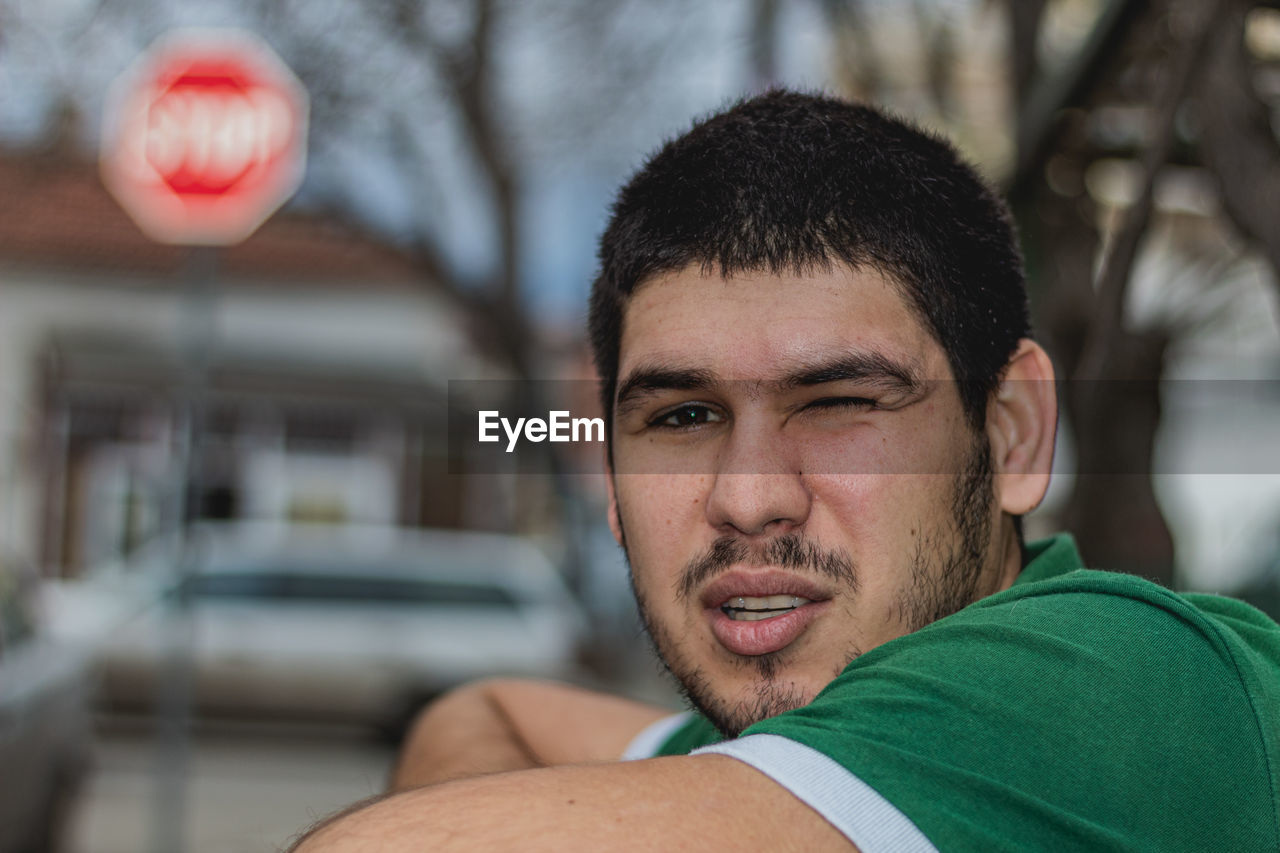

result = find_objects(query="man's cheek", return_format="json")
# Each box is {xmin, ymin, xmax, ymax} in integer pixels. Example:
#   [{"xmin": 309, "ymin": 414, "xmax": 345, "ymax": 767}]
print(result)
[{"xmin": 622, "ymin": 476, "xmax": 708, "ymax": 528}]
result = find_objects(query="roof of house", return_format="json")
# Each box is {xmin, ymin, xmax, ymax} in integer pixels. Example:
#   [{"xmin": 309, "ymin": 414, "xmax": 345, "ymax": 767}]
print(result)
[{"xmin": 0, "ymin": 145, "xmax": 426, "ymax": 288}]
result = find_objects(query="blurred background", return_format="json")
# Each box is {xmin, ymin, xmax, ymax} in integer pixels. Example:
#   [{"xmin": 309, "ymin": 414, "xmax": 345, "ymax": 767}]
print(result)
[{"xmin": 1, "ymin": 0, "xmax": 1278, "ymax": 851}]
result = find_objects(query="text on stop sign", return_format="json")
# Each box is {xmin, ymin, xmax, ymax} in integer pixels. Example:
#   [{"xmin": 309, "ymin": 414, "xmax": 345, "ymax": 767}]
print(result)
[{"xmin": 145, "ymin": 83, "xmax": 294, "ymax": 193}]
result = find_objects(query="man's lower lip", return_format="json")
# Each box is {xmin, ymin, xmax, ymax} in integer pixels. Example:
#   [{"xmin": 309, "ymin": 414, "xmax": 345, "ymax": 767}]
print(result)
[{"xmin": 708, "ymin": 602, "xmax": 824, "ymax": 656}]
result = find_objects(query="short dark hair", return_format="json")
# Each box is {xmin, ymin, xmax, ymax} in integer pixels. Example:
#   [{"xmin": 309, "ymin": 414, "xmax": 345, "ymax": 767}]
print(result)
[{"xmin": 589, "ymin": 89, "xmax": 1030, "ymax": 438}]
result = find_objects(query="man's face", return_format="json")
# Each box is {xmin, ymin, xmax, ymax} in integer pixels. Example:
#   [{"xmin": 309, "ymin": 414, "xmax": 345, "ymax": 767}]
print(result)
[{"xmin": 608, "ymin": 264, "xmax": 1016, "ymax": 737}]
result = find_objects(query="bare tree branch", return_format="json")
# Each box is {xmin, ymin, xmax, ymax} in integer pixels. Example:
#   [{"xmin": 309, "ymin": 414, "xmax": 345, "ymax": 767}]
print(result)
[
  {"xmin": 1008, "ymin": 0, "xmax": 1150, "ymax": 196},
  {"xmin": 750, "ymin": 0, "xmax": 780, "ymax": 90},
  {"xmin": 914, "ymin": 0, "xmax": 956, "ymax": 118},
  {"xmin": 1196, "ymin": 0, "xmax": 1280, "ymax": 283},
  {"xmin": 1074, "ymin": 0, "xmax": 1227, "ymax": 383},
  {"xmin": 1007, "ymin": 0, "xmax": 1048, "ymax": 114},
  {"xmin": 821, "ymin": 0, "xmax": 885, "ymax": 101},
  {"xmin": 384, "ymin": 0, "xmax": 519, "ymax": 320}
]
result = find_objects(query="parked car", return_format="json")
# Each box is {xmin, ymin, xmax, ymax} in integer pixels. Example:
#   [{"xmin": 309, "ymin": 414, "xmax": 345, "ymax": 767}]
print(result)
[
  {"xmin": 95, "ymin": 523, "xmax": 588, "ymax": 734},
  {"xmin": 0, "ymin": 555, "xmax": 93, "ymax": 853}
]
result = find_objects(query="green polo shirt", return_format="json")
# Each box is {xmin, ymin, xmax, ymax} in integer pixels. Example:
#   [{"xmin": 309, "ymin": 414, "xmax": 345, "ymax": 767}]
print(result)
[{"xmin": 641, "ymin": 535, "xmax": 1280, "ymax": 851}]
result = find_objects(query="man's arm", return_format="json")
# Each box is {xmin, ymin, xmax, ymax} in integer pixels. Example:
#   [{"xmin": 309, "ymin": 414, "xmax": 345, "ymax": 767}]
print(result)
[
  {"xmin": 298, "ymin": 754, "xmax": 855, "ymax": 852},
  {"xmin": 389, "ymin": 679, "xmax": 676, "ymax": 789}
]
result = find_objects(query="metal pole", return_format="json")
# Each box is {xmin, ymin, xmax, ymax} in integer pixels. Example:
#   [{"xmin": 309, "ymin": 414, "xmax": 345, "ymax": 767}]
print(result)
[{"xmin": 150, "ymin": 245, "xmax": 218, "ymax": 853}]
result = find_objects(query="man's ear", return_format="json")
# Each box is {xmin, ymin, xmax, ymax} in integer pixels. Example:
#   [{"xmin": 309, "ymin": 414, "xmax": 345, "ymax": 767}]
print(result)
[
  {"xmin": 988, "ymin": 338, "xmax": 1057, "ymax": 515},
  {"xmin": 604, "ymin": 452, "xmax": 624, "ymax": 547}
]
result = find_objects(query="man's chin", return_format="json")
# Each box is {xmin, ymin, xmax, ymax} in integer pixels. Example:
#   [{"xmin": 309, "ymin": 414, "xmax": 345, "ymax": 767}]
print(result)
[
  {"xmin": 679, "ymin": 672, "xmax": 814, "ymax": 739},
  {"xmin": 637, "ymin": 600, "xmax": 826, "ymax": 735}
]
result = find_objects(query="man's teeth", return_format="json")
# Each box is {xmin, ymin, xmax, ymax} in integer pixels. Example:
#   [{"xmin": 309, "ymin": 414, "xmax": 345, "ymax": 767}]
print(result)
[{"xmin": 722, "ymin": 595, "xmax": 811, "ymax": 621}]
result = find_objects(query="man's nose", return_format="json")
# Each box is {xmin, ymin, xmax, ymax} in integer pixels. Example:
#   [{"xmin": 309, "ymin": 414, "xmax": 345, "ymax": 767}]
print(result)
[{"xmin": 704, "ymin": 420, "xmax": 810, "ymax": 537}]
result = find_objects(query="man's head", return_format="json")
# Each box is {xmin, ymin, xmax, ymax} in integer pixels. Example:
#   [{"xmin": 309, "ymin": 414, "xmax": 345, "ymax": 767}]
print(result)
[{"xmin": 588, "ymin": 90, "xmax": 1057, "ymax": 737}]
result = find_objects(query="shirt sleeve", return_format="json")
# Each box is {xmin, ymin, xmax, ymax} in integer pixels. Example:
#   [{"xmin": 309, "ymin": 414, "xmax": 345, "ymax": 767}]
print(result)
[
  {"xmin": 620, "ymin": 712, "xmax": 694, "ymax": 760},
  {"xmin": 693, "ymin": 734, "xmax": 938, "ymax": 852},
  {"xmin": 621, "ymin": 710, "xmax": 724, "ymax": 759},
  {"xmin": 695, "ymin": 575, "xmax": 1279, "ymax": 853}
]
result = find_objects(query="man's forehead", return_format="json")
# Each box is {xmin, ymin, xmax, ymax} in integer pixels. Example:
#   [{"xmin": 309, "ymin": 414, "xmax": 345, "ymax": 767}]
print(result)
[{"xmin": 615, "ymin": 263, "xmax": 944, "ymax": 381}]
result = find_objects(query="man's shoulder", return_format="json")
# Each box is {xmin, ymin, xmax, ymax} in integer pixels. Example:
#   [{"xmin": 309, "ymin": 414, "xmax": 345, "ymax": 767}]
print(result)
[
  {"xmin": 654, "ymin": 566, "xmax": 1280, "ymax": 758},
  {"xmin": 901, "ymin": 564, "xmax": 1279, "ymax": 714},
  {"xmin": 734, "ymin": 565, "xmax": 1280, "ymax": 852},
  {"xmin": 972, "ymin": 563, "xmax": 1280, "ymax": 669},
  {"xmin": 982, "ymin": 564, "xmax": 1222, "ymax": 623},
  {"xmin": 817, "ymin": 564, "xmax": 1276, "ymax": 709}
]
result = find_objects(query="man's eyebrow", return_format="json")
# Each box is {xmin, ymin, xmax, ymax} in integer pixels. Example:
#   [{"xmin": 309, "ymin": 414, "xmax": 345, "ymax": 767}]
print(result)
[
  {"xmin": 781, "ymin": 351, "xmax": 924, "ymax": 394},
  {"xmin": 615, "ymin": 364, "xmax": 717, "ymax": 414}
]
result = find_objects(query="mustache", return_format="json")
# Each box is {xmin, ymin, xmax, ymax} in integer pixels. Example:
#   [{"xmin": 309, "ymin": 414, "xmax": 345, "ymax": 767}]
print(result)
[{"xmin": 675, "ymin": 533, "xmax": 858, "ymax": 601}]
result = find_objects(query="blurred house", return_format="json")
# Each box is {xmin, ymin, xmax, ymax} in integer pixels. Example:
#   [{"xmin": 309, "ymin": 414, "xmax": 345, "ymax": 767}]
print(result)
[{"xmin": 0, "ymin": 146, "xmax": 494, "ymax": 578}]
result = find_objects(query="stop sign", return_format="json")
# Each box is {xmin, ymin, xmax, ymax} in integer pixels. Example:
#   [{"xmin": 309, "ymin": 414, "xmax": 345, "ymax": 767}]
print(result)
[{"xmin": 101, "ymin": 29, "xmax": 308, "ymax": 245}]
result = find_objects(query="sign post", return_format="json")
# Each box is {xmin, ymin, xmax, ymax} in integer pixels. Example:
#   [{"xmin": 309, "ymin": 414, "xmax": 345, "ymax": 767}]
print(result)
[{"xmin": 100, "ymin": 29, "xmax": 308, "ymax": 853}]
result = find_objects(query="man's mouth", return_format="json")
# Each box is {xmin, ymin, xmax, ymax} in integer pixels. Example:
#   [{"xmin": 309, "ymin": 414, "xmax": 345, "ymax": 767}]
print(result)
[
  {"xmin": 720, "ymin": 595, "xmax": 812, "ymax": 622},
  {"xmin": 700, "ymin": 572, "xmax": 830, "ymax": 656}
]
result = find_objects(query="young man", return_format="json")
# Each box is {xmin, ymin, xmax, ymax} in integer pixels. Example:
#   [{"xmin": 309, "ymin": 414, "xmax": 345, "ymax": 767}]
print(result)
[{"xmin": 294, "ymin": 91, "xmax": 1280, "ymax": 852}]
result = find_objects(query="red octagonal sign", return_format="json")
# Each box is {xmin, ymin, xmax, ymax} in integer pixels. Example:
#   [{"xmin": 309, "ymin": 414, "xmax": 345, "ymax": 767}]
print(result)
[{"xmin": 101, "ymin": 29, "xmax": 309, "ymax": 245}]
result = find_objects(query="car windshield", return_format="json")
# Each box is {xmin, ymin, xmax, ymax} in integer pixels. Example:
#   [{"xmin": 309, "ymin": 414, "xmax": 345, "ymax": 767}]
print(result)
[{"xmin": 185, "ymin": 570, "xmax": 520, "ymax": 609}]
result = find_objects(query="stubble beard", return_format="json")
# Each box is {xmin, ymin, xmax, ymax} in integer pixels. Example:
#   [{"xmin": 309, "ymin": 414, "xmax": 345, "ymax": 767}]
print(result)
[
  {"xmin": 630, "ymin": 535, "xmax": 862, "ymax": 739},
  {"xmin": 894, "ymin": 433, "xmax": 996, "ymax": 632},
  {"xmin": 621, "ymin": 433, "xmax": 997, "ymax": 739}
]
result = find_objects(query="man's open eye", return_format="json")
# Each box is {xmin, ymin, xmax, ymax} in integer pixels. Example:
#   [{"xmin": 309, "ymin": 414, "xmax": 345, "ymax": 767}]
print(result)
[{"xmin": 650, "ymin": 404, "xmax": 724, "ymax": 429}]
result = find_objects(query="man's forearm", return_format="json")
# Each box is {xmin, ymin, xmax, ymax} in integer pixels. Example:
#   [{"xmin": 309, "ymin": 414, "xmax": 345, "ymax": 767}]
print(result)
[
  {"xmin": 390, "ymin": 679, "xmax": 676, "ymax": 791},
  {"xmin": 390, "ymin": 681, "xmax": 543, "ymax": 789},
  {"xmin": 292, "ymin": 755, "xmax": 852, "ymax": 853}
]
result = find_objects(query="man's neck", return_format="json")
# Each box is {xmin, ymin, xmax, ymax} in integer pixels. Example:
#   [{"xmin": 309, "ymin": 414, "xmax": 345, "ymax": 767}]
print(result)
[{"xmin": 994, "ymin": 519, "xmax": 1025, "ymax": 594}]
